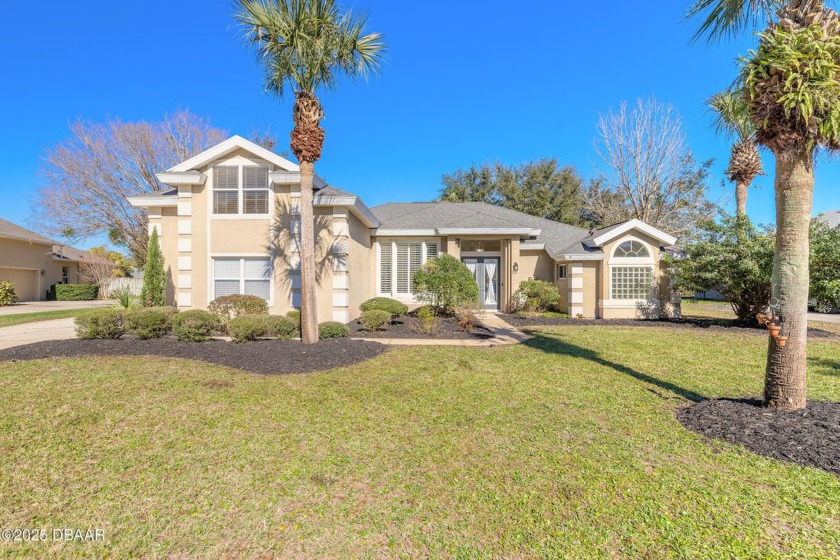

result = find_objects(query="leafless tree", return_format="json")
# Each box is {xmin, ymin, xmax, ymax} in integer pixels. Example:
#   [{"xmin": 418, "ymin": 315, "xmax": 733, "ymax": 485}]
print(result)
[
  {"xmin": 586, "ymin": 97, "xmax": 718, "ymax": 238},
  {"xmin": 79, "ymin": 255, "xmax": 118, "ymax": 297},
  {"xmin": 34, "ymin": 110, "xmax": 228, "ymax": 265}
]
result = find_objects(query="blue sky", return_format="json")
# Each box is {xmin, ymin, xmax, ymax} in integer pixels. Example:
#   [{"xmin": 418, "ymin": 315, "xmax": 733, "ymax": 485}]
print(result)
[{"xmin": 1, "ymin": 0, "xmax": 839, "ymax": 250}]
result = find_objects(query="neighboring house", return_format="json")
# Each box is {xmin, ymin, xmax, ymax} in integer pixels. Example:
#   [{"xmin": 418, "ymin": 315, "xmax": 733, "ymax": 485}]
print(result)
[
  {"xmin": 0, "ymin": 218, "xmax": 84, "ymax": 301},
  {"xmin": 128, "ymin": 135, "xmax": 678, "ymax": 321}
]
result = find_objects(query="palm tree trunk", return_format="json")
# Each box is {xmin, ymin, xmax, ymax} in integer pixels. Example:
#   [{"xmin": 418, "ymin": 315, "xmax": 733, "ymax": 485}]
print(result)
[
  {"xmin": 735, "ymin": 180, "xmax": 748, "ymax": 216},
  {"xmin": 764, "ymin": 149, "xmax": 814, "ymax": 411},
  {"xmin": 298, "ymin": 160, "xmax": 319, "ymax": 344}
]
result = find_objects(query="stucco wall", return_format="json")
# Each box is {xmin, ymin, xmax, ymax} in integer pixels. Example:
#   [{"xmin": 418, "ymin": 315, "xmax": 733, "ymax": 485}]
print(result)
[
  {"xmin": 0, "ymin": 238, "xmax": 80, "ymax": 301},
  {"xmin": 346, "ymin": 212, "xmax": 373, "ymax": 320},
  {"xmin": 598, "ymin": 231, "xmax": 663, "ymax": 319}
]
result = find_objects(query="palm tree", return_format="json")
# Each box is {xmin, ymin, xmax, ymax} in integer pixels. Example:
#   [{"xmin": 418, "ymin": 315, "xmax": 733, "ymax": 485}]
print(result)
[
  {"xmin": 706, "ymin": 89, "xmax": 763, "ymax": 215},
  {"xmin": 235, "ymin": 0, "xmax": 385, "ymax": 344},
  {"xmin": 692, "ymin": 0, "xmax": 840, "ymax": 410}
]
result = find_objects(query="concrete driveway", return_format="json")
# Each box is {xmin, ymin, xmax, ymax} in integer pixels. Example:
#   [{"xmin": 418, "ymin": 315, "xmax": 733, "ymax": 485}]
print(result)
[
  {"xmin": 0, "ymin": 318, "xmax": 77, "ymax": 350},
  {"xmin": 809, "ymin": 312, "xmax": 840, "ymax": 325},
  {"xmin": 0, "ymin": 300, "xmax": 114, "ymax": 316}
]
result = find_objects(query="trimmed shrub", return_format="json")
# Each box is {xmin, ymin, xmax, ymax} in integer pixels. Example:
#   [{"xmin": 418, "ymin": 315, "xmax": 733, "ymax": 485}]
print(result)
[
  {"xmin": 173, "ymin": 310, "xmax": 221, "ymax": 342},
  {"xmin": 268, "ymin": 315, "xmax": 299, "ymax": 339},
  {"xmin": 512, "ymin": 280, "xmax": 560, "ymax": 312},
  {"xmin": 413, "ymin": 254, "xmax": 479, "ymax": 313},
  {"xmin": 54, "ymin": 284, "xmax": 99, "ymax": 301},
  {"xmin": 359, "ymin": 309, "xmax": 392, "ymax": 331},
  {"xmin": 359, "ymin": 297, "xmax": 408, "ymax": 317},
  {"xmin": 208, "ymin": 294, "xmax": 269, "ymax": 327},
  {"xmin": 286, "ymin": 309, "xmax": 301, "ymax": 323},
  {"xmin": 319, "ymin": 321, "xmax": 350, "ymax": 339},
  {"xmin": 414, "ymin": 305, "xmax": 439, "ymax": 335},
  {"xmin": 0, "ymin": 281, "xmax": 17, "ymax": 306},
  {"xmin": 124, "ymin": 307, "xmax": 177, "ymax": 339},
  {"xmin": 140, "ymin": 228, "xmax": 166, "ymax": 307},
  {"xmin": 228, "ymin": 315, "xmax": 269, "ymax": 343},
  {"xmin": 75, "ymin": 309, "xmax": 125, "ymax": 339}
]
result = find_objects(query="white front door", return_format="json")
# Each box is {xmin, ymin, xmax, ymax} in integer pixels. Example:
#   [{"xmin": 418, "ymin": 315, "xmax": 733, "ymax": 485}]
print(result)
[{"xmin": 463, "ymin": 257, "xmax": 500, "ymax": 310}]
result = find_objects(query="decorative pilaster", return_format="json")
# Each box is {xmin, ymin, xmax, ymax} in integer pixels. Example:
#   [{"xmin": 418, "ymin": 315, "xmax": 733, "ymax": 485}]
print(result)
[
  {"xmin": 176, "ymin": 185, "xmax": 193, "ymax": 308},
  {"xmin": 331, "ymin": 209, "xmax": 350, "ymax": 323}
]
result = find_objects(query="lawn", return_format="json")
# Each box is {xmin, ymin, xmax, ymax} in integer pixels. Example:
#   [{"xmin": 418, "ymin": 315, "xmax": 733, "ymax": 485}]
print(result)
[
  {"xmin": 1, "ymin": 326, "xmax": 839, "ymax": 558},
  {"xmin": 0, "ymin": 308, "xmax": 99, "ymax": 329}
]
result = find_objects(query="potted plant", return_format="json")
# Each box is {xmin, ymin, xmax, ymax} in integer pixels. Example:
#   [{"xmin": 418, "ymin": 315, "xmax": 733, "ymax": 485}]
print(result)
[
  {"xmin": 775, "ymin": 336, "xmax": 788, "ymax": 348},
  {"xmin": 768, "ymin": 323, "xmax": 781, "ymax": 337}
]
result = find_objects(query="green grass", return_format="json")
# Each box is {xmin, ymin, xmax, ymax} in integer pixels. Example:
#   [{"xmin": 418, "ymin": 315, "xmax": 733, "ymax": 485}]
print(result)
[
  {"xmin": 1, "ymin": 326, "xmax": 839, "ymax": 558},
  {"xmin": 0, "ymin": 308, "xmax": 101, "ymax": 329}
]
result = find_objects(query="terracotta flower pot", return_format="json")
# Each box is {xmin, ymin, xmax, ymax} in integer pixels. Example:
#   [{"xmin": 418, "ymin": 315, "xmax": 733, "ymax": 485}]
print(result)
[
  {"xmin": 775, "ymin": 336, "xmax": 788, "ymax": 348},
  {"xmin": 757, "ymin": 313, "xmax": 768, "ymax": 326},
  {"xmin": 768, "ymin": 324, "xmax": 781, "ymax": 337}
]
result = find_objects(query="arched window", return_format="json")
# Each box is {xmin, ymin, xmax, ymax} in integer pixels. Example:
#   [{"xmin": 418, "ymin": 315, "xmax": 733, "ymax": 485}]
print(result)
[{"xmin": 614, "ymin": 240, "xmax": 650, "ymax": 258}]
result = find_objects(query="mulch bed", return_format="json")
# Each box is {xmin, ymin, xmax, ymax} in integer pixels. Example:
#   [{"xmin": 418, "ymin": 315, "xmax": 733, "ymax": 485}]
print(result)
[
  {"xmin": 677, "ymin": 398, "xmax": 840, "ymax": 475},
  {"xmin": 500, "ymin": 314, "xmax": 837, "ymax": 339},
  {"xmin": 348, "ymin": 314, "xmax": 494, "ymax": 340},
  {"xmin": 0, "ymin": 338, "xmax": 387, "ymax": 375}
]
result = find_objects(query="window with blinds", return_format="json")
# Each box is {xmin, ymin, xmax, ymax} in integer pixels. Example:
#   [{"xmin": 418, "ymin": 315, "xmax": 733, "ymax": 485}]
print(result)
[
  {"xmin": 213, "ymin": 257, "xmax": 271, "ymax": 301},
  {"xmin": 212, "ymin": 165, "xmax": 270, "ymax": 215},
  {"xmin": 213, "ymin": 166, "xmax": 239, "ymax": 214},
  {"xmin": 378, "ymin": 240, "xmax": 439, "ymax": 297},
  {"xmin": 379, "ymin": 242, "xmax": 392, "ymax": 294},
  {"xmin": 243, "ymin": 167, "xmax": 269, "ymax": 214}
]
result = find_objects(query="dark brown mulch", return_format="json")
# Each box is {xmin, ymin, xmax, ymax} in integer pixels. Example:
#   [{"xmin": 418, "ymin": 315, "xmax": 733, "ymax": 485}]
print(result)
[
  {"xmin": 500, "ymin": 314, "xmax": 838, "ymax": 339},
  {"xmin": 0, "ymin": 338, "xmax": 387, "ymax": 375},
  {"xmin": 348, "ymin": 314, "xmax": 494, "ymax": 340},
  {"xmin": 677, "ymin": 398, "xmax": 840, "ymax": 475}
]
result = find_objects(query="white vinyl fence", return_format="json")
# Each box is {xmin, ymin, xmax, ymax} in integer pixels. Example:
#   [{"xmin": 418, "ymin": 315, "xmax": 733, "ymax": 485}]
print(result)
[{"xmin": 102, "ymin": 277, "xmax": 143, "ymax": 298}]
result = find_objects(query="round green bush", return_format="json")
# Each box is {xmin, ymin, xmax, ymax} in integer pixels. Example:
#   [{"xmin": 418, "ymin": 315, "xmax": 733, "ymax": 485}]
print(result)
[
  {"xmin": 267, "ymin": 315, "xmax": 299, "ymax": 339},
  {"xmin": 228, "ymin": 315, "xmax": 269, "ymax": 343},
  {"xmin": 208, "ymin": 294, "xmax": 269, "ymax": 327},
  {"xmin": 359, "ymin": 309, "xmax": 392, "ymax": 331},
  {"xmin": 413, "ymin": 254, "xmax": 479, "ymax": 312},
  {"xmin": 286, "ymin": 309, "xmax": 301, "ymax": 323},
  {"xmin": 513, "ymin": 280, "xmax": 560, "ymax": 312},
  {"xmin": 0, "ymin": 280, "xmax": 17, "ymax": 306},
  {"xmin": 359, "ymin": 297, "xmax": 408, "ymax": 317},
  {"xmin": 318, "ymin": 321, "xmax": 350, "ymax": 339},
  {"xmin": 173, "ymin": 310, "xmax": 221, "ymax": 342},
  {"xmin": 124, "ymin": 307, "xmax": 177, "ymax": 339},
  {"xmin": 75, "ymin": 309, "xmax": 126, "ymax": 340}
]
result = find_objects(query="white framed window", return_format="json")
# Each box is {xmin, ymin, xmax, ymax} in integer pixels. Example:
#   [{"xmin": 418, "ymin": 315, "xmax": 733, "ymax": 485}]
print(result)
[
  {"xmin": 213, "ymin": 257, "xmax": 271, "ymax": 301},
  {"xmin": 609, "ymin": 237, "xmax": 655, "ymax": 301},
  {"xmin": 212, "ymin": 165, "xmax": 270, "ymax": 216},
  {"xmin": 556, "ymin": 264, "xmax": 567, "ymax": 280},
  {"xmin": 377, "ymin": 239, "xmax": 439, "ymax": 297}
]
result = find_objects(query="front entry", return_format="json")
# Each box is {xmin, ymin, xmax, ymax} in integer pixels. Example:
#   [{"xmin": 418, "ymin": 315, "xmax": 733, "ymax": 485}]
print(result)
[{"xmin": 462, "ymin": 257, "xmax": 500, "ymax": 310}]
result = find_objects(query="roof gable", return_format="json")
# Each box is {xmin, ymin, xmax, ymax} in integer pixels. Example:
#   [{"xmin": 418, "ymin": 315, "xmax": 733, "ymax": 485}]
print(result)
[
  {"xmin": 168, "ymin": 135, "xmax": 299, "ymax": 173},
  {"xmin": 583, "ymin": 219, "xmax": 677, "ymax": 248}
]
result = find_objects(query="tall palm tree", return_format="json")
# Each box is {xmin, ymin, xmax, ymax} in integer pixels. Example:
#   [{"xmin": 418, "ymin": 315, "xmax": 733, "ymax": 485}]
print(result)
[
  {"xmin": 692, "ymin": 0, "xmax": 840, "ymax": 410},
  {"xmin": 235, "ymin": 0, "xmax": 385, "ymax": 344},
  {"xmin": 706, "ymin": 89, "xmax": 763, "ymax": 215}
]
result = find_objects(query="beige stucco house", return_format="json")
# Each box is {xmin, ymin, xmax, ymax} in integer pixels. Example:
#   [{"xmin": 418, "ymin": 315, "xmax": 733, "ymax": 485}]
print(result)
[
  {"xmin": 128, "ymin": 135, "xmax": 678, "ymax": 321},
  {"xmin": 0, "ymin": 218, "xmax": 84, "ymax": 301}
]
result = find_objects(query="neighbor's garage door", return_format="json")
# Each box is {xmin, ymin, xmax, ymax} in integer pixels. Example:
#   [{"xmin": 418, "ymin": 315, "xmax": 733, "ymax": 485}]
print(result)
[{"xmin": 0, "ymin": 268, "xmax": 39, "ymax": 301}]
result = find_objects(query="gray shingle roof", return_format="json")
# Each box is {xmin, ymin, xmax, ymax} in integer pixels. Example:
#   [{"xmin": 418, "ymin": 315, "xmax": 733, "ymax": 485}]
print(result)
[
  {"xmin": 0, "ymin": 217, "xmax": 56, "ymax": 245},
  {"xmin": 370, "ymin": 202, "xmax": 594, "ymax": 259},
  {"xmin": 819, "ymin": 209, "xmax": 840, "ymax": 228}
]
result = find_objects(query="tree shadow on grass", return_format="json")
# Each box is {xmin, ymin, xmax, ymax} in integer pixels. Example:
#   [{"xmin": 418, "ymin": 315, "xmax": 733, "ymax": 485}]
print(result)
[
  {"xmin": 522, "ymin": 332, "xmax": 706, "ymax": 402},
  {"xmin": 807, "ymin": 357, "xmax": 840, "ymax": 377}
]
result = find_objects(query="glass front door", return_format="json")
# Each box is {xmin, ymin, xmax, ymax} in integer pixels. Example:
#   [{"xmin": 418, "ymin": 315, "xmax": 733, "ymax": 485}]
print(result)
[{"xmin": 462, "ymin": 257, "xmax": 500, "ymax": 309}]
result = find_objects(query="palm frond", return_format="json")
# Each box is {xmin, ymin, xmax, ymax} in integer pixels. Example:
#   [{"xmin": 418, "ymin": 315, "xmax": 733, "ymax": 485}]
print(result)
[
  {"xmin": 706, "ymin": 88, "xmax": 756, "ymax": 141},
  {"xmin": 687, "ymin": 0, "xmax": 784, "ymax": 42},
  {"xmin": 234, "ymin": 0, "xmax": 386, "ymax": 97}
]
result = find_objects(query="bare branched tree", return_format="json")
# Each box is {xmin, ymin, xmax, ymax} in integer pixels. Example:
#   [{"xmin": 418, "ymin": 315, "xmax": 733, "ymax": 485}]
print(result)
[
  {"xmin": 586, "ymin": 97, "xmax": 718, "ymax": 238},
  {"xmin": 78, "ymin": 256, "xmax": 118, "ymax": 297},
  {"xmin": 34, "ymin": 110, "xmax": 228, "ymax": 265}
]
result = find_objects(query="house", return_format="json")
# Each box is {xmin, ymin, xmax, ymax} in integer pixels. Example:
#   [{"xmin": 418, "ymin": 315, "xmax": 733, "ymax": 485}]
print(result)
[
  {"xmin": 0, "ymin": 218, "xmax": 84, "ymax": 301},
  {"xmin": 128, "ymin": 135, "xmax": 678, "ymax": 321}
]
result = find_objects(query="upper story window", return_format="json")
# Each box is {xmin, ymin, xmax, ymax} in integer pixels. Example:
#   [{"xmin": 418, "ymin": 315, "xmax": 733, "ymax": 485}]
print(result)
[
  {"xmin": 212, "ymin": 165, "xmax": 270, "ymax": 215},
  {"xmin": 614, "ymin": 240, "xmax": 650, "ymax": 258}
]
